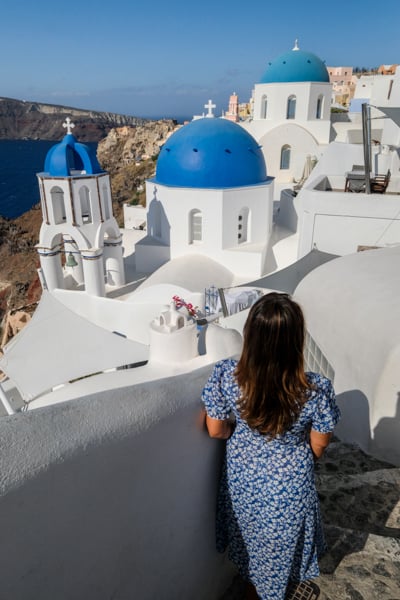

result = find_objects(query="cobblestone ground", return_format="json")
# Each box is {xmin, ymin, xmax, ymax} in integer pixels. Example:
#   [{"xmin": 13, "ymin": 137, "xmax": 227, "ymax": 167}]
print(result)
[{"xmin": 220, "ymin": 441, "xmax": 400, "ymax": 600}]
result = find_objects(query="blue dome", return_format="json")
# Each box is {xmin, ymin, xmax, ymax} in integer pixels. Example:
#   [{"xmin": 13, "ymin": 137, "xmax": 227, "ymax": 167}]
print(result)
[
  {"xmin": 44, "ymin": 133, "xmax": 103, "ymax": 177},
  {"xmin": 155, "ymin": 118, "xmax": 268, "ymax": 188},
  {"xmin": 260, "ymin": 49, "xmax": 329, "ymax": 84}
]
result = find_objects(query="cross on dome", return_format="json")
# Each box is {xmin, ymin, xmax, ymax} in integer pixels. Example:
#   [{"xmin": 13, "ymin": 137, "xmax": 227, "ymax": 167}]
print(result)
[
  {"xmin": 292, "ymin": 39, "xmax": 300, "ymax": 51},
  {"xmin": 204, "ymin": 99, "xmax": 216, "ymax": 118},
  {"xmin": 63, "ymin": 117, "xmax": 75, "ymax": 135}
]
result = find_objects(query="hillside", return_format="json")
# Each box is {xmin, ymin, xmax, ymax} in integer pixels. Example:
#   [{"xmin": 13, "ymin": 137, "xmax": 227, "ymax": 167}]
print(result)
[
  {"xmin": 0, "ymin": 119, "xmax": 179, "ymax": 335},
  {"xmin": 0, "ymin": 97, "xmax": 148, "ymax": 142}
]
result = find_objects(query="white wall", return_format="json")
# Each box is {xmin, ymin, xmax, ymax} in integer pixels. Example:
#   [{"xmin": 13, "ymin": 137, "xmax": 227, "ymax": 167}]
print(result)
[
  {"xmin": 123, "ymin": 204, "xmax": 147, "ymax": 229},
  {"xmin": 258, "ymin": 124, "xmax": 320, "ymax": 183},
  {"xmin": 53, "ymin": 288, "xmax": 166, "ymax": 345},
  {"xmin": 249, "ymin": 81, "xmax": 332, "ymax": 143},
  {"xmin": 0, "ymin": 366, "xmax": 235, "ymax": 600},
  {"xmin": 297, "ymin": 186, "xmax": 400, "ymax": 256},
  {"xmin": 140, "ymin": 181, "xmax": 274, "ymax": 278},
  {"xmin": 294, "ymin": 247, "xmax": 400, "ymax": 465}
]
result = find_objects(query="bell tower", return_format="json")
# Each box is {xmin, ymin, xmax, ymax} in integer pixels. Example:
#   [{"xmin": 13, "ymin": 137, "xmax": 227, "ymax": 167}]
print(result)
[{"xmin": 36, "ymin": 119, "xmax": 125, "ymax": 296}]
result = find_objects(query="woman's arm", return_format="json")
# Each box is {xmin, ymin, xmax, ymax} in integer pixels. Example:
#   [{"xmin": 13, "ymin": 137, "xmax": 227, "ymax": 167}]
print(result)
[
  {"xmin": 205, "ymin": 414, "xmax": 233, "ymax": 440},
  {"xmin": 310, "ymin": 429, "xmax": 333, "ymax": 459}
]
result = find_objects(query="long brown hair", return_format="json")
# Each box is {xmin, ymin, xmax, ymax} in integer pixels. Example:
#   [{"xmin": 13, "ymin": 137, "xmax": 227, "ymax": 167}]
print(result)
[{"xmin": 235, "ymin": 292, "xmax": 311, "ymax": 437}]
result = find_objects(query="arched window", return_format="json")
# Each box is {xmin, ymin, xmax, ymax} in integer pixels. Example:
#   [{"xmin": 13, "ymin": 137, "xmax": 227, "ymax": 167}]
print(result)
[
  {"xmin": 238, "ymin": 207, "xmax": 250, "ymax": 244},
  {"xmin": 79, "ymin": 186, "xmax": 92, "ymax": 223},
  {"xmin": 102, "ymin": 185, "xmax": 110, "ymax": 220},
  {"xmin": 189, "ymin": 209, "xmax": 202, "ymax": 243},
  {"xmin": 286, "ymin": 95, "xmax": 296, "ymax": 119},
  {"xmin": 50, "ymin": 186, "xmax": 66, "ymax": 224},
  {"xmin": 280, "ymin": 145, "xmax": 291, "ymax": 170},
  {"xmin": 261, "ymin": 95, "xmax": 268, "ymax": 119},
  {"xmin": 316, "ymin": 95, "xmax": 324, "ymax": 119}
]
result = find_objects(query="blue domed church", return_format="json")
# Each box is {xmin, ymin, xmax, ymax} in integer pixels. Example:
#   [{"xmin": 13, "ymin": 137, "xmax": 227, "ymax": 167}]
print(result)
[
  {"xmin": 135, "ymin": 113, "xmax": 274, "ymax": 278},
  {"xmin": 242, "ymin": 42, "xmax": 332, "ymax": 192},
  {"xmin": 37, "ymin": 119, "xmax": 125, "ymax": 296}
]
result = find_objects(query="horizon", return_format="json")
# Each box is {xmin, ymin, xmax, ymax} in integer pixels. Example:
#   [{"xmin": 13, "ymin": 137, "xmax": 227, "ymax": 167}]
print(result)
[{"xmin": 1, "ymin": 0, "xmax": 399, "ymax": 119}]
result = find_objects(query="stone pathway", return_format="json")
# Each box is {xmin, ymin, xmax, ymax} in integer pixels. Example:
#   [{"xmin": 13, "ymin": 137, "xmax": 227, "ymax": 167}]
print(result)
[{"xmin": 220, "ymin": 441, "xmax": 400, "ymax": 599}]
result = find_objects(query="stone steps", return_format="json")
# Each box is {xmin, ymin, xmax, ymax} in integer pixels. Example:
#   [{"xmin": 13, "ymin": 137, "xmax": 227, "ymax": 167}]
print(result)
[
  {"xmin": 220, "ymin": 440, "xmax": 400, "ymax": 599},
  {"xmin": 315, "ymin": 442, "xmax": 400, "ymax": 598},
  {"xmin": 317, "ymin": 526, "xmax": 400, "ymax": 599}
]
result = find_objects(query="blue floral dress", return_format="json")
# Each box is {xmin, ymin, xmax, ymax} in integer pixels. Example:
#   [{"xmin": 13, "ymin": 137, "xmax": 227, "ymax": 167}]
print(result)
[{"xmin": 201, "ymin": 359, "xmax": 340, "ymax": 600}]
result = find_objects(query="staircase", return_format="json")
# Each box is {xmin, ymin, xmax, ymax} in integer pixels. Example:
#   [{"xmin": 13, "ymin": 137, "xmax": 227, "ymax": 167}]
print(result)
[
  {"xmin": 220, "ymin": 441, "xmax": 400, "ymax": 599},
  {"xmin": 315, "ymin": 440, "xmax": 400, "ymax": 599}
]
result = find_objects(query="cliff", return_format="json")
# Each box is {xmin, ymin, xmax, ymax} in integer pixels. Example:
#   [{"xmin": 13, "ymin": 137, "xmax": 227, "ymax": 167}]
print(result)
[
  {"xmin": 97, "ymin": 120, "xmax": 179, "ymax": 220},
  {"xmin": 0, "ymin": 120, "xmax": 180, "ymax": 333},
  {"xmin": 0, "ymin": 96, "xmax": 148, "ymax": 142}
]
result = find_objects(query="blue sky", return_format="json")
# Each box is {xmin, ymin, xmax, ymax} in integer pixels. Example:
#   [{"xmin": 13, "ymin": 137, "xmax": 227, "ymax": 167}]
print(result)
[{"xmin": 1, "ymin": 0, "xmax": 399, "ymax": 120}]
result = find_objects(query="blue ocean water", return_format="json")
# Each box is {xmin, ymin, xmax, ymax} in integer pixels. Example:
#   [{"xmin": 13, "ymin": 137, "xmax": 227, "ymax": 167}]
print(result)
[{"xmin": 0, "ymin": 140, "xmax": 97, "ymax": 219}]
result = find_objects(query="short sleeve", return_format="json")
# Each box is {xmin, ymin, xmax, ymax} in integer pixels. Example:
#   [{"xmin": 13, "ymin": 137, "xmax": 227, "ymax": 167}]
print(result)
[
  {"xmin": 201, "ymin": 361, "xmax": 232, "ymax": 420},
  {"xmin": 311, "ymin": 377, "xmax": 340, "ymax": 433}
]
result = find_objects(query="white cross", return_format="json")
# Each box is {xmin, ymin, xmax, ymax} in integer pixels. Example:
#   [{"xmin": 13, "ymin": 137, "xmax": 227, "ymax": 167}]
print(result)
[
  {"xmin": 63, "ymin": 117, "xmax": 75, "ymax": 134},
  {"xmin": 204, "ymin": 99, "xmax": 216, "ymax": 118}
]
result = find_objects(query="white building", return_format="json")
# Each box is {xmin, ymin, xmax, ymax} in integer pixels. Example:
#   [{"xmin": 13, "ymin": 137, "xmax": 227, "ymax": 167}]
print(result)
[
  {"xmin": 242, "ymin": 42, "xmax": 332, "ymax": 194},
  {"xmin": 135, "ymin": 114, "xmax": 274, "ymax": 279},
  {"xmin": 37, "ymin": 119, "xmax": 125, "ymax": 296}
]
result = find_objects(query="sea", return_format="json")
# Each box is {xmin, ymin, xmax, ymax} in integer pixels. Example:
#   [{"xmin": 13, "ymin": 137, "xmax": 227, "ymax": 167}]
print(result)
[
  {"xmin": 0, "ymin": 114, "xmax": 191, "ymax": 220},
  {"xmin": 0, "ymin": 140, "xmax": 98, "ymax": 219}
]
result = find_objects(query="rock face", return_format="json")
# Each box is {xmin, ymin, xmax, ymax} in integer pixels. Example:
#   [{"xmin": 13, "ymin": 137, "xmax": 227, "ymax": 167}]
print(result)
[
  {"xmin": 97, "ymin": 120, "xmax": 179, "ymax": 223},
  {"xmin": 0, "ymin": 119, "xmax": 181, "ymax": 328},
  {"xmin": 0, "ymin": 97, "xmax": 148, "ymax": 142},
  {"xmin": 97, "ymin": 120, "xmax": 178, "ymax": 170}
]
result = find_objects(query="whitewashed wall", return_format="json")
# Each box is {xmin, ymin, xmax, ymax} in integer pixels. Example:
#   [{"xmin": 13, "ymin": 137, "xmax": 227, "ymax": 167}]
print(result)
[
  {"xmin": 0, "ymin": 366, "xmax": 235, "ymax": 600},
  {"xmin": 294, "ymin": 247, "xmax": 400, "ymax": 466},
  {"xmin": 138, "ymin": 181, "xmax": 273, "ymax": 278}
]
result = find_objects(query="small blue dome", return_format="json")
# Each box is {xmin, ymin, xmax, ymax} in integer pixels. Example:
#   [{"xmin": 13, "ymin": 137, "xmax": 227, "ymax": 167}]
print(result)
[
  {"xmin": 260, "ymin": 49, "xmax": 329, "ymax": 84},
  {"xmin": 44, "ymin": 133, "xmax": 103, "ymax": 177},
  {"xmin": 155, "ymin": 118, "xmax": 268, "ymax": 188}
]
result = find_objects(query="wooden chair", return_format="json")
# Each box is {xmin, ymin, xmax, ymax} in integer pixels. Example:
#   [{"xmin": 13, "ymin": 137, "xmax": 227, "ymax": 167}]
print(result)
[{"xmin": 371, "ymin": 169, "xmax": 391, "ymax": 193}]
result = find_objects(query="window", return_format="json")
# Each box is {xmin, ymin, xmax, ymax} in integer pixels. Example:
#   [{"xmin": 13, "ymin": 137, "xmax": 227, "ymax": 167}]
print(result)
[
  {"xmin": 286, "ymin": 95, "xmax": 296, "ymax": 119},
  {"xmin": 238, "ymin": 208, "xmax": 249, "ymax": 243},
  {"xmin": 261, "ymin": 95, "xmax": 268, "ymax": 119},
  {"xmin": 190, "ymin": 209, "xmax": 202, "ymax": 243},
  {"xmin": 102, "ymin": 185, "xmax": 110, "ymax": 220},
  {"xmin": 79, "ymin": 186, "xmax": 92, "ymax": 223},
  {"xmin": 316, "ymin": 95, "xmax": 324, "ymax": 119},
  {"xmin": 50, "ymin": 186, "xmax": 66, "ymax": 224},
  {"xmin": 280, "ymin": 145, "xmax": 291, "ymax": 170}
]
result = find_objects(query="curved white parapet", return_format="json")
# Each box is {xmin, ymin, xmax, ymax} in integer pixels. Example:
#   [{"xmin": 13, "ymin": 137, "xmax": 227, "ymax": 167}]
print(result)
[{"xmin": 0, "ymin": 367, "xmax": 236, "ymax": 599}]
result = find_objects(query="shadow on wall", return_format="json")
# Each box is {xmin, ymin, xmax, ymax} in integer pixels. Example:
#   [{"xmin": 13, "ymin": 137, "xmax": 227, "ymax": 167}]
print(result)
[
  {"xmin": 373, "ymin": 391, "xmax": 400, "ymax": 466},
  {"xmin": 147, "ymin": 187, "xmax": 171, "ymax": 247},
  {"xmin": 335, "ymin": 389, "xmax": 372, "ymax": 453},
  {"xmin": 336, "ymin": 388, "xmax": 400, "ymax": 467}
]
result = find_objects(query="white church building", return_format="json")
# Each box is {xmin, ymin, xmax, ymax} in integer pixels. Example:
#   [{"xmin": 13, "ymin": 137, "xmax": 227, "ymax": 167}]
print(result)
[
  {"xmin": 37, "ymin": 118, "xmax": 125, "ymax": 296},
  {"xmin": 135, "ymin": 115, "xmax": 274, "ymax": 279},
  {"xmin": 242, "ymin": 42, "xmax": 332, "ymax": 193}
]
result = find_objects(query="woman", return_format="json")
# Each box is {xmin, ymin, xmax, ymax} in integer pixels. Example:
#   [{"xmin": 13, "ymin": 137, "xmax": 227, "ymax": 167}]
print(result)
[{"xmin": 202, "ymin": 292, "xmax": 340, "ymax": 600}]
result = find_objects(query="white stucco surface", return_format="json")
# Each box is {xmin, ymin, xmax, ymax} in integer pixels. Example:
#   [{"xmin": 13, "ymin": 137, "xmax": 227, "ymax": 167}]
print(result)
[
  {"xmin": 0, "ymin": 367, "xmax": 235, "ymax": 600},
  {"xmin": 294, "ymin": 246, "xmax": 400, "ymax": 465}
]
